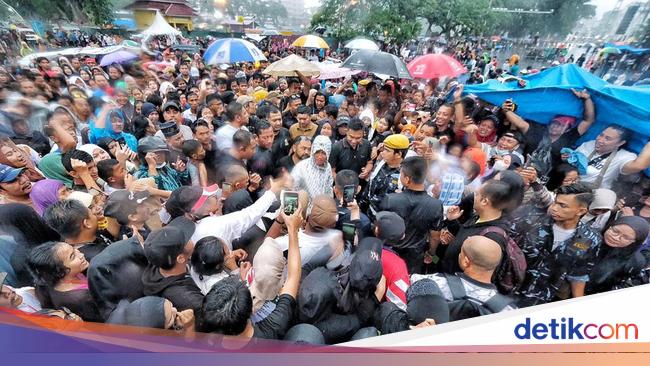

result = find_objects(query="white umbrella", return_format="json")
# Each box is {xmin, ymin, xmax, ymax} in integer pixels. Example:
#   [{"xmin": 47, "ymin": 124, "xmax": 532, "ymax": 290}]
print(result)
[
  {"xmin": 344, "ymin": 38, "xmax": 379, "ymax": 51},
  {"xmin": 263, "ymin": 54, "xmax": 320, "ymax": 77},
  {"xmin": 316, "ymin": 63, "xmax": 362, "ymax": 80}
]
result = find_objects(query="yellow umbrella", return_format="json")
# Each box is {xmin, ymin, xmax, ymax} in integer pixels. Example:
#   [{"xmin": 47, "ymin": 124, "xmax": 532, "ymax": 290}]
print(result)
[
  {"xmin": 292, "ymin": 35, "xmax": 329, "ymax": 49},
  {"xmin": 262, "ymin": 54, "xmax": 321, "ymax": 77}
]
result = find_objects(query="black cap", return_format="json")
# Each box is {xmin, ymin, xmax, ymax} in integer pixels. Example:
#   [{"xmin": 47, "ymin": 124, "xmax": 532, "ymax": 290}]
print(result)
[
  {"xmin": 284, "ymin": 324, "xmax": 325, "ymax": 345},
  {"xmin": 375, "ymin": 211, "xmax": 405, "ymax": 244},
  {"xmin": 160, "ymin": 121, "xmax": 180, "ymax": 138},
  {"xmin": 143, "ymin": 216, "xmax": 195, "ymax": 268},
  {"xmin": 162, "ymin": 101, "xmax": 180, "ymax": 112},
  {"xmin": 104, "ymin": 190, "xmax": 151, "ymax": 226},
  {"xmin": 407, "ymin": 294, "xmax": 450, "ymax": 325},
  {"xmin": 336, "ymin": 116, "xmax": 350, "ymax": 127},
  {"xmin": 349, "ymin": 248, "xmax": 383, "ymax": 291}
]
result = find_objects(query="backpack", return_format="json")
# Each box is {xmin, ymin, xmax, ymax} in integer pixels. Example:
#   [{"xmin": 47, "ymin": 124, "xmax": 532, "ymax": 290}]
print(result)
[
  {"xmin": 444, "ymin": 274, "xmax": 514, "ymax": 321},
  {"xmin": 480, "ymin": 226, "xmax": 527, "ymax": 294}
]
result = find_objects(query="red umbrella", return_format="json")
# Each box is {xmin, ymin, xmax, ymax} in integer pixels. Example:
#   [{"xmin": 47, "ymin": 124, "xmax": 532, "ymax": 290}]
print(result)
[{"xmin": 407, "ymin": 54, "xmax": 467, "ymax": 79}]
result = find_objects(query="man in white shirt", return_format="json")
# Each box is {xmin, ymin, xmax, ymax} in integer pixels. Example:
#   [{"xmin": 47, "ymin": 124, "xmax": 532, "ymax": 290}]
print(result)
[
  {"xmin": 1, "ymin": 272, "xmax": 42, "ymax": 313},
  {"xmin": 216, "ymin": 102, "xmax": 249, "ymax": 151},
  {"xmin": 573, "ymin": 124, "xmax": 650, "ymax": 189}
]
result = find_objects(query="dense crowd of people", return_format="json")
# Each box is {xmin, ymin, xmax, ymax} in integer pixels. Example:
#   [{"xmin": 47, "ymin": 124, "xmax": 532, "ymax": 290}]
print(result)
[{"xmin": 1, "ymin": 35, "xmax": 650, "ymax": 346}]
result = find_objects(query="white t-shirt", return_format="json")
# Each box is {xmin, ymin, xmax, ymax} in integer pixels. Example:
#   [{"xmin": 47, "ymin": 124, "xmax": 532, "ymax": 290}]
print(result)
[
  {"xmin": 274, "ymin": 229, "xmax": 345, "ymax": 270},
  {"xmin": 552, "ymin": 224, "xmax": 576, "ymax": 251},
  {"xmin": 576, "ymin": 140, "xmax": 636, "ymax": 189},
  {"xmin": 215, "ymin": 124, "xmax": 240, "ymax": 151}
]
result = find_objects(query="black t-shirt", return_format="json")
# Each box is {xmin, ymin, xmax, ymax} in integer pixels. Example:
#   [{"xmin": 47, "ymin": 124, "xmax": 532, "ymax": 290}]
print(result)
[
  {"xmin": 253, "ymin": 294, "xmax": 296, "ymax": 340},
  {"xmin": 282, "ymin": 111, "xmax": 297, "ymax": 129},
  {"xmin": 329, "ymin": 138, "xmax": 372, "ymax": 174},
  {"xmin": 380, "ymin": 189, "xmax": 443, "ymax": 250},
  {"xmin": 276, "ymin": 154, "xmax": 297, "ymax": 173},
  {"xmin": 524, "ymin": 122, "xmax": 580, "ymax": 170}
]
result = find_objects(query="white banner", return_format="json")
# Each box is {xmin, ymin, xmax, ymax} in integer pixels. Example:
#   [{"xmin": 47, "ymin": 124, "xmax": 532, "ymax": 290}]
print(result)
[{"xmin": 345, "ymin": 284, "xmax": 649, "ymax": 347}]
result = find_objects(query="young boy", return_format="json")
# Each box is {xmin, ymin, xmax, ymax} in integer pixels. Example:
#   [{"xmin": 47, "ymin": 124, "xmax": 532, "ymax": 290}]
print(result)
[{"xmin": 182, "ymin": 140, "xmax": 207, "ymax": 187}]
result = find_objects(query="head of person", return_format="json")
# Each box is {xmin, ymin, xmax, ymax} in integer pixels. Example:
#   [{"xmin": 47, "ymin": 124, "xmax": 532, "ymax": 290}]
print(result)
[
  {"xmin": 319, "ymin": 119, "xmax": 334, "ymax": 138},
  {"xmin": 132, "ymin": 115, "xmax": 157, "ymax": 141},
  {"xmin": 588, "ymin": 188, "xmax": 617, "ymax": 216},
  {"xmin": 399, "ymin": 156, "xmax": 428, "ymax": 189},
  {"xmin": 206, "ymin": 93, "xmax": 224, "ymax": 116},
  {"xmin": 159, "ymin": 122, "xmax": 184, "ymax": 151},
  {"xmin": 44, "ymin": 109, "xmax": 78, "ymax": 151},
  {"xmin": 94, "ymin": 74, "xmax": 109, "ymax": 89},
  {"xmin": 336, "ymin": 116, "xmax": 350, "ymax": 138},
  {"xmin": 182, "ymin": 139, "xmax": 206, "ymax": 161},
  {"xmin": 376, "ymin": 117, "xmax": 391, "ymax": 134},
  {"xmin": 225, "ymin": 101, "xmax": 249, "ymax": 126},
  {"xmin": 0, "ymin": 273, "xmax": 24, "ymax": 308},
  {"xmin": 44, "ymin": 199, "xmax": 98, "ymax": 242},
  {"xmin": 191, "ymin": 120, "xmax": 212, "ymax": 148},
  {"xmin": 550, "ymin": 183, "xmax": 594, "ymax": 223},
  {"xmin": 191, "ymin": 236, "xmax": 228, "ymax": 279},
  {"xmin": 435, "ymin": 104, "xmax": 454, "ymax": 130},
  {"xmin": 141, "ymin": 102, "xmax": 160, "ymax": 124},
  {"xmin": 199, "ymin": 275, "xmax": 252, "ymax": 335},
  {"xmin": 546, "ymin": 163, "xmax": 580, "ymax": 191},
  {"xmin": 236, "ymin": 95, "xmax": 256, "ymax": 115},
  {"xmin": 162, "ymin": 101, "xmax": 181, "ymax": 123},
  {"xmin": 547, "ymin": 115, "xmax": 575, "ymax": 138},
  {"xmin": 477, "ymin": 116, "xmax": 498, "ymax": 139},
  {"xmin": 296, "ymin": 105, "xmax": 311, "ymax": 128},
  {"xmin": 29, "ymin": 179, "xmax": 69, "ymax": 216},
  {"xmin": 311, "ymin": 135, "xmax": 331, "ymax": 168},
  {"xmin": 104, "ymin": 190, "xmax": 153, "ymax": 227},
  {"xmin": 374, "ymin": 211, "xmax": 406, "ymax": 246},
  {"xmin": 232, "ymin": 130, "xmax": 257, "ymax": 160},
  {"xmin": 78, "ymin": 144, "xmax": 111, "ymax": 163},
  {"xmin": 334, "ymin": 169, "xmax": 360, "ymax": 200},
  {"xmin": 0, "ymin": 138, "xmax": 29, "ymax": 169},
  {"xmin": 381, "ymin": 134, "xmax": 410, "ymax": 165},
  {"xmin": 165, "ymin": 185, "xmax": 223, "ymax": 221},
  {"xmin": 97, "ymin": 159, "xmax": 126, "ymax": 188},
  {"xmin": 307, "ymin": 195, "xmax": 339, "ymax": 232},
  {"xmin": 256, "ymin": 120, "xmax": 274, "ymax": 150},
  {"xmin": 292, "ymin": 135, "xmax": 312, "ymax": 161},
  {"xmin": 143, "ymin": 216, "xmax": 196, "ymax": 271},
  {"xmin": 222, "ymin": 165, "xmax": 250, "ymax": 194},
  {"xmin": 346, "ymin": 118, "xmax": 365, "ymax": 148},
  {"xmin": 115, "ymin": 89, "xmax": 129, "ymax": 107},
  {"xmin": 496, "ymin": 131, "xmax": 523, "ymax": 152},
  {"xmin": 473, "ymin": 179, "xmax": 511, "ymax": 214},
  {"xmin": 28, "ymin": 241, "xmax": 89, "ymax": 304},
  {"xmin": 61, "ymin": 149, "xmax": 98, "ymax": 183},
  {"xmin": 458, "ymin": 236, "xmax": 503, "ymax": 276},
  {"xmin": 186, "ymin": 92, "xmax": 199, "ymax": 111},
  {"xmin": 315, "ymin": 92, "xmax": 327, "ymax": 110},
  {"xmin": 107, "ymin": 65, "xmax": 122, "ymax": 80},
  {"xmin": 107, "ymin": 296, "xmax": 180, "ymax": 330},
  {"xmin": 137, "ymin": 136, "xmax": 169, "ymax": 167},
  {"xmin": 265, "ymin": 105, "xmax": 283, "ymax": 132},
  {"xmin": 595, "ymin": 124, "xmax": 632, "ymax": 154},
  {"xmin": 36, "ymin": 57, "xmax": 50, "ymax": 71},
  {"xmin": 288, "ymin": 78, "xmax": 301, "ymax": 94},
  {"xmin": 603, "ymin": 216, "xmax": 650, "ymax": 250}
]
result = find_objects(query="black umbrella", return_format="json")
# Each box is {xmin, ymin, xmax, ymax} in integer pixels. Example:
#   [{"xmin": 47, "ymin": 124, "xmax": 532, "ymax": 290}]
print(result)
[{"xmin": 341, "ymin": 49, "xmax": 412, "ymax": 79}]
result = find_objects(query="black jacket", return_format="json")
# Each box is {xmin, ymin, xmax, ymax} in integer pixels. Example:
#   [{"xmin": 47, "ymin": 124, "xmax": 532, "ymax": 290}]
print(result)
[
  {"xmin": 141, "ymin": 265, "xmax": 204, "ymax": 314},
  {"xmin": 87, "ymin": 238, "xmax": 148, "ymax": 320}
]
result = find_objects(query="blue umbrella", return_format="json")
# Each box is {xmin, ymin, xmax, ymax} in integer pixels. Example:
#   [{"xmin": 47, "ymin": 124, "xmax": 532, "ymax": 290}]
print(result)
[
  {"xmin": 99, "ymin": 50, "xmax": 138, "ymax": 66},
  {"xmin": 203, "ymin": 38, "xmax": 267, "ymax": 65}
]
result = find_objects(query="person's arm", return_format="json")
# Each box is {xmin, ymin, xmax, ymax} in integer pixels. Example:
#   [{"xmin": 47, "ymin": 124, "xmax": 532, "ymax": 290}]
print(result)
[
  {"xmin": 295, "ymin": 70, "xmax": 312, "ymax": 97},
  {"xmin": 145, "ymin": 152, "xmax": 158, "ymax": 177},
  {"xmin": 452, "ymin": 85, "xmax": 466, "ymax": 134},
  {"xmin": 306, "ymin": 88, "xmax": 317, "ymax": 107},
  {"xmin": 93, "ymin": 103, "xmax": 113, "ymax": 131},
  {"xmin": 198, "ymin": 161, "xmax": 208, "ymax": 187},
  {"xmin": 502, "ymin": 107, "xmax": 530, "ymax": 133},
  {"xmin": 220, "ymin": 178, "xmax": 283, "ymax": 241},
  {"xmin": 70, "ymin": 159, "xmax": 103, "ymax": 192},
  {"xmin": 465, "ymin": 124, "xmax": 481, "ymax": 148},
  {"xmin": 570, "ymin": 281, "xmax": 586, "ymax": 298},
  {"xmin": 47, "ymin": 113, "xmax": 76, "ymax": 152},
  {"xmin": 573, "ymin": 89, "xmax": 595, "ymax": 135},
  {"xmin": 279, "ymin": 203, "xmax": 303, "ymax": 298},
  {"xmin": 622, "ymin": 141, "xmax": 650, "ymax": 175}
]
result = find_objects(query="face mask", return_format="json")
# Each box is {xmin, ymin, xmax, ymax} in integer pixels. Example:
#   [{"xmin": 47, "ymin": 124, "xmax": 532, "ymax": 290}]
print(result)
[
  {"xmin": 493, "ymin": 159, "xmax": 508, "ymax": 171},
  {"xmin": 156, "ymin": 162, "xmax": 167, "ymax": 169}
]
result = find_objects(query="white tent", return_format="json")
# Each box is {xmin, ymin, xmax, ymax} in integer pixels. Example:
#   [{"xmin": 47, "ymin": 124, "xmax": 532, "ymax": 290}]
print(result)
[{"xmin": 141, "ymin": 10, "xmax": 182, "ymax": 37}]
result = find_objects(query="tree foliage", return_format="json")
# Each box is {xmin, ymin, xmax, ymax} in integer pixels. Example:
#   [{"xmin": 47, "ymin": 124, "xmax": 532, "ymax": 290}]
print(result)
[
  {"xmin": 310, "ymin": 0, "xmax": 421, "ymax": 43},
  {"xmin": 5, "ymin": 0, "xmax": 113, "ymax": 25},
  {"xmin": 222, "ymin": 0, "xmax": 288, "ymax": 27},
  {"xmin": 417, "ymin": 0, "xmax": 495, "ymax": 37}
]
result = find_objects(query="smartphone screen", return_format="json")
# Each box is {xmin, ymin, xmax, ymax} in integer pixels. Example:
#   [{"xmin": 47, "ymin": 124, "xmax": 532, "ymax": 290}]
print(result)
[
  {"xmin": 343, "ymin": 185, "xmax": 355, "ymax": 205},
  {"xmin": 342, "ymin": 222, "xmax": 356, "ymax": 243},
  {"xmin": 282, "ymin": 191, "xmax": 299, "ymax": 215}
]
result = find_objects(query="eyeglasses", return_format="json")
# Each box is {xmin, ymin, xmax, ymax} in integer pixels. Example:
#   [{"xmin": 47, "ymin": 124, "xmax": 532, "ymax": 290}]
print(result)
[{"xmin": 608, "ymin": 226, "xmax": 636, "ymax": 243}]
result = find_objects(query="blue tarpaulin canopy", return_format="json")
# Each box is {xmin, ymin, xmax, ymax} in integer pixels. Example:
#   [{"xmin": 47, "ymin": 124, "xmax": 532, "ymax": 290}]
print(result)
[
  {"xmin": 464, "ymin": 64, "xmax": 650, "ymax": 172},
  {"xmin": 604, "ymin": 43, "xmax": 650, "ymax": 55}
]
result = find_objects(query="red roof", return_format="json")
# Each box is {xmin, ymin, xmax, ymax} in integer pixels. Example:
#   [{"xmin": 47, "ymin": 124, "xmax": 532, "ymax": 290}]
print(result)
[{"xmin": 125, "ymin": 0, "xmax": 197, "ymax": 17}]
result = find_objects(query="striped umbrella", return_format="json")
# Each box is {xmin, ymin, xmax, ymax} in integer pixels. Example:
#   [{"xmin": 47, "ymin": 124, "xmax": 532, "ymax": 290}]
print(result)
[
  {"xmin": 292, "ymin": 35, "xmax": 329, "ymax": 49},
  {"xmin": 203, "ymin": 38, "xmax": 267, "ymax": 65}
]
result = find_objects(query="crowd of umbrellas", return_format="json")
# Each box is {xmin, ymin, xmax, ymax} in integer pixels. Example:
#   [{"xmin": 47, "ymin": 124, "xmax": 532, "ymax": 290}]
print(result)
[{"xmin": 199, "ymin": 34, "xmax": 468, "ymax": 81}]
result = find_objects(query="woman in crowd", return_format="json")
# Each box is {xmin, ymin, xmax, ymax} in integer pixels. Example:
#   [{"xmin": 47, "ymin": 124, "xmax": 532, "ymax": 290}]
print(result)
[{"xmin": 28, "ymin": 241, "xmax": 102, "ymax": 322}]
